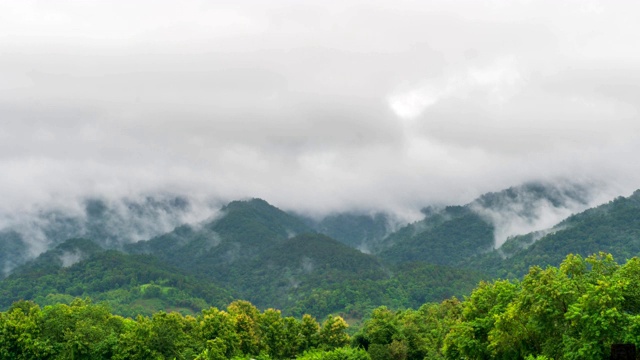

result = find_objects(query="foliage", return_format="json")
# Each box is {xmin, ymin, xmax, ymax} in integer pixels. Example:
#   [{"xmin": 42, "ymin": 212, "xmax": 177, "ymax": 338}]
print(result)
[
  {"xmin": 477, "ymin": 190, "xmax": 640, "ymax": 277},
  {"xmin": 296, "ymin": 347, "xmax": 370, "ymax": 360},
  {"xmin": 0, "ymin": 240, "xmax": 232, "ymax": 317},
  {"xmin": 380, "ymin": 206, "xmax": 494, "ymax": 266},
  {"xmin": 3, "ymin": 253, "xmax": 640, "ymax": 359},
  {"xmin": 0, "ymin": 298, "xmax": 349, "ymax": 360}
]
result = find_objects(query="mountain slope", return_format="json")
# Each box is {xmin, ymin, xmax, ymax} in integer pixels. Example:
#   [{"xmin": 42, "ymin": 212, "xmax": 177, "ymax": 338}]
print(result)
[
  {"xmin": 235, "ymin": 233, "xmax": 391, "ymax": 315},
  {"xmin": 486, "ymin": 190, "xmax": 640, "ymax": 276},
  {"xmin": 379, "ymin": 205, "xmax": 494, "ymax": 265},
  {"xmin": 125, "ymin": 198, "xmax": 315, "ymax": 279},
  {"xmin": 0, "ymin": 238, "xmax": 232, "ymax": 317},
  {"xmin": 0, "ymin": 195, "xmax": 214, "ymax": 276},
  {"xmin": 377, "ymin": 181, "xmax": 594, "ymax": 267},
  {"xmin": 306, "ymin": 212, "xmax": 395, "ymax": 253}
]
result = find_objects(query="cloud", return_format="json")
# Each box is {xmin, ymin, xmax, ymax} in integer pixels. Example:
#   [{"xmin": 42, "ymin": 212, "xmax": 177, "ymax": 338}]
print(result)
[
  {"xmin": 0, "ymin": 0, "xmax": 638, "ymax": 224},
  {"xmin": 388, "ymin": 55, "xmax": 525, "ymax": 119}
]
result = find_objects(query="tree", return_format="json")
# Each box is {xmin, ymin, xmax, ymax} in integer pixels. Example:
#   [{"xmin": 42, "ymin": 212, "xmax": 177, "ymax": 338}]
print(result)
[
  {"xmin": 300, "ymin": 314, "xmax": 320, "ymax": 352},
  {"xmin": 443, "ymin": 280, "xmax": 518, "ymax": 360},
  {"xmin": 199, "ymin": 307, "xmax": 239, "ymax": 358},
  {"xmin": 227, "ymin": 300, "xmax": 262, "ymax": 356},
  {"xmin": 319, "ymin": 315, "xmax": 349, "ymax": 350},
  {"xmin": 0, "ymin": 301, "xmax": 53, "ymax": 360}
]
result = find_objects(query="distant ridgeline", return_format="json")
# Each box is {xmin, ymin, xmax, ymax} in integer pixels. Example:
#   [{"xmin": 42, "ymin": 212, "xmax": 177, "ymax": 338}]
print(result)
[{"xmin": 2, "ymin": 182, "xmax": 640, "ymax": 322}]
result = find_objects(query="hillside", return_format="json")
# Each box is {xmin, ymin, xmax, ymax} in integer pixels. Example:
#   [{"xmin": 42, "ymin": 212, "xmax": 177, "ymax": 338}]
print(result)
[
  {"xmin": 125, "ymin": 198, "xmax": 315, "ymax": 281},
  {"xmin": 305, "ymin": 212, "xmax": 394, "ymax": 253},
  {"xmin": 0, "ymin": 195, "xmax": 213, "ymax": 276},
  {"xmin": 379, "ymin": 205, "xmax": 494, "ymax": 265},
  {"xmin": 3, "ymin": 184, "xmax": 640, "ymax": 320},
  {"xmin": 0, "ymin": 238, "xmax": 232, "ymax": 317},
  {"xmin": 376, "ymin": 182, "xmax": 595, "ymax": 268},
  {"xmin": 478, "ymin": 189, "xmax": 640, "ymax": 277}
]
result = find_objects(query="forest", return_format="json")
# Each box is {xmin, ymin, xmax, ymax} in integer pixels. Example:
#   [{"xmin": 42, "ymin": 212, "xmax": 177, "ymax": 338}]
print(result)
[
  {"xmin": 2, "ymin": 252, "xmax": 639, "ymax": 359},
  {"xmin": 3, "ymin": 186, "xmax": 640, "ymax": 359}
]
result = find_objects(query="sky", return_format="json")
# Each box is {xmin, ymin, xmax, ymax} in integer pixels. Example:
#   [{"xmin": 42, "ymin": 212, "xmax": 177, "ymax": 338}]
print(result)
[{"xmin": 1, "ymin": 0, "xmax": 640, "ymax": 219}]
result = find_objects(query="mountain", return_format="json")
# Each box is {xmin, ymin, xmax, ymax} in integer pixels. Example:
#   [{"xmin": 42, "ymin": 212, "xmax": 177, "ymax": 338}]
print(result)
[
  {"xmin": 377, "ymin": 181, "xmax": 595, "ymax": 267},
  {"xmin": 0, "ymin": 199, "xmax": 484, "ymax": 319},
  {"xmin": 232, "ymin": 233, "xmax": 392, "ymax": 316},
  {"xmin": 0, "ymin": 238, "xmax": 232, "ymax": 317},
  {"xmin": 2, "ymin": 182, "xmax": 630, "ymax": 320},
  {"xmin": 125, "ymin": 200, "xmax": 398, "ymax": 316},
  {"xmin": 480, "ymin": 189, "xmax": 640, "ymax": 277},
  {"xmin": 379, "ymin": 205, "xmax": 494, "ymax": 265},
  {"xmin": 305, "ymin": 212, "xmax": 395, "ymax": 253},
  {"xmin": 125, "ymin": 198, "xmax": 314, "ymax": 279},
  {"xmin": 0, "ymin": 195, "xmax": 215, "ymax": 276}
]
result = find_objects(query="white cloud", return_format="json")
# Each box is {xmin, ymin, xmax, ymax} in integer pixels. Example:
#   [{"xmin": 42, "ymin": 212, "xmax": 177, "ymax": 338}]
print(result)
[{"xmin": 0, "ymin": 0, "xmax": 638, "ymax": 221}]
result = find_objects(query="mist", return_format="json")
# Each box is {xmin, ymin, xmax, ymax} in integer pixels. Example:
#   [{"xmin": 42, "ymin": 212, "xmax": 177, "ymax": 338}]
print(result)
[
  {"xmin": 1, "ymin": 1, "xmax": 639, "ymax": 234},
  {"xmin": 0, "ymin": 194, "xmax": 222, "ymax": 275},
  {"xmin": 469, "ymin": 181, "xmax": 611, "ymax": 248}
]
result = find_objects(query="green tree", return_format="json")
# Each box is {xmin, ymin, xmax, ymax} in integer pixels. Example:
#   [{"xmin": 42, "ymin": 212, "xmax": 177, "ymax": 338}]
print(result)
[
  {"xmin": 443, "ymin": 280, "xmax": 518, "ymax": 360},
  {"xmin": 199, "ymin": 307, "xmax": 239, "ymax": 358},
  {"xmin": 300, "ymin": 314, "xmax": 320, "ymax": 352},
  {"xmin": 0, "ymin": 301, "xmax": 53, "ymax": 360},
  {"xmin": 228, "ymin": 300, "xmax": 262, "ymax": 356},
  {"xmin": 319, "ymin": 315, "xmax": 349, "ymax": 350}
]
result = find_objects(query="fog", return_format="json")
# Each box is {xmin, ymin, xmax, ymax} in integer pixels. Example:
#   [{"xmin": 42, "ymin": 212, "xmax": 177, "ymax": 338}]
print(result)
[{"xmin": 1, "ymin": 0, "xmax": 639, "ymax": 222}]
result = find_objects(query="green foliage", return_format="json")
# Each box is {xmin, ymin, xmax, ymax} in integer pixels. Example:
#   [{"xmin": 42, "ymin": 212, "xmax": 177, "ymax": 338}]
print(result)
[
  {"xmin": 296, "ymin": 347, "xmax": 370, "ymax": 360},
  {"xmin": 3, "ymin": 253, "xmax": 640, "ymax": 360},
  {"xmin": 0, "ymin": 297, "xmax": 352, "ymax": 360},
  {"xmin": 319, "ymin": 315, "xmax": 350, "ymax": 350},
  {"xmin": 444, "ymin": 253, "xmax": 640, "ymax": 359},
  {"xmin": 483, "ymin": 190, "xmax": 640, "ymax": 277},
  {"xmin": 0, "ymin": 239, "xmax": 232, "ymax": 317},
  {"xmin": 308, "ymin": 212, "xmax": 391, "ymax": 252},
  {"xmin": 380, "ymin": 206, "xmax": 494, "ymax": 266}
]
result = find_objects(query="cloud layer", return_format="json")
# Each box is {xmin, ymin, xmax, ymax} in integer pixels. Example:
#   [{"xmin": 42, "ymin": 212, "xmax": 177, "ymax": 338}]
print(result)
[{"xmin": 1, "ymin": 0, "xmax": 639, "ymax": 218}]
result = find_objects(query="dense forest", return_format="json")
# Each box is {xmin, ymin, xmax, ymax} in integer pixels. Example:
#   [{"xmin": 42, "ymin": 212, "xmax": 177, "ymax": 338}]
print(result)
[
  {"xmin": 4, "ymin": 184, "xmax": 640, "ymax": 358},
  {"xmin": 2, "ymin": 253, "xmax": 639, "ymax": 359}
]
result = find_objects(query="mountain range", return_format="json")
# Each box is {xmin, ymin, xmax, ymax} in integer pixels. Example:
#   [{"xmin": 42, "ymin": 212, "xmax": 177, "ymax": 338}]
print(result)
[{"xmin": 2, "ymin": 181, "xmax": 639, "ymax": 319}]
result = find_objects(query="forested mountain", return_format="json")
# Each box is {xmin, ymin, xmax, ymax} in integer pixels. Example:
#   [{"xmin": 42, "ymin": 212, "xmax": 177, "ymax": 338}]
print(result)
[
  {"xmin": 376, "ymin": 182, "xmax": 593, "ymax": 267},
  {"xmin": 125, "ymin": 198, "xmax": 314, "ymax": 282},
  {"xmin": 123, "ymin": 200, "xmax": 483, "ymax": 318},
  {"xmin": 304, "ymin": 212, "xmax": 394, "ymax": 253},
  {"xmin": 0, "ymin": 238, "xmax": 232, "ymax": 317},
  {"xmin": 3, "ymin": 182, "xmax": 640, "ymax": 324},
  {"xmin": 475, "ymin": 189, "xmax": 640, "ymax": 277},
  {"xmin": 0, "ymin": 195, "xmax": 215, "ymax": 276},
  {"xmin": 0, "ymin": 200, "xmax": 484, "ymax": 319},
  {"xmin": 379, "ymin": 205, "xmax": 494, "ymax": 265}
]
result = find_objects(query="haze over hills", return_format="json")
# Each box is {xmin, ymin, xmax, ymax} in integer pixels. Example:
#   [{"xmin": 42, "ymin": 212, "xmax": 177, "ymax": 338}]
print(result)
[
  {"xmin": 3, "ymin": 181, "xmax": 640, "ymax": 319},
  {"xmin": 0, "ymin": 195, "xmax": 220, "ymax": 275},
  {"xmin": 0, "ymin": 181, "xmax": 601, "ymax": 276}
]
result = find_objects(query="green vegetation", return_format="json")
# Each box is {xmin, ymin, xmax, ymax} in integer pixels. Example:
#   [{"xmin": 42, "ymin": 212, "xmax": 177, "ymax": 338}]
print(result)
[
  {"xmin": 3, "ymin": 253, "xmax": 640, "ymax": 359},
  {"xmin": 0, "ymin": 236, "xmax": 481, "ymax": 320},
  {"xmin": 379, "ymin": 206, "xmax": 494, "ymax": 266},
  {"xmin": 306, "ymin": 212, "xmax": 392, "ymax": 252},
  {"xmin": 0, "ymin": 239, "xmax": 232, "ymax": 317},
  {"xmin": 7, "ymin": 188, "xmax": 640, "ymax": 358},
  {"xmin": 0, "ymin": 298, "xmax": 353, "ymax": 360},
  {"xmin": 469, "ymin": 190, "xmax": 640, "ymax": 278},
  {"xmin": 352, "ymin": 253, "xmax": 640, "ymax": 360}
]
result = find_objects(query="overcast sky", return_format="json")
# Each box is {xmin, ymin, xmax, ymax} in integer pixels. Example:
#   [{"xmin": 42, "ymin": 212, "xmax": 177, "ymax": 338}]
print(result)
[{"xmin": 1, "ymin": 0, "xmax": 640, "ymax": 218}]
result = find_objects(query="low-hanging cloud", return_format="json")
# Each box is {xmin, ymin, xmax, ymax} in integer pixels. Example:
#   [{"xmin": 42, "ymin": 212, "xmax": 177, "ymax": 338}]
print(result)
[{"xmin": 0, "ymin": 0, "xmax": 639, "ymax": 225}]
